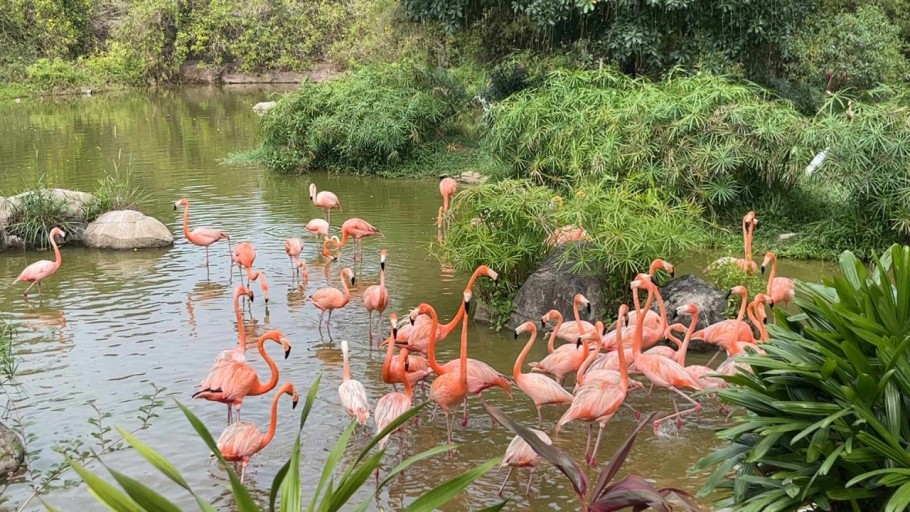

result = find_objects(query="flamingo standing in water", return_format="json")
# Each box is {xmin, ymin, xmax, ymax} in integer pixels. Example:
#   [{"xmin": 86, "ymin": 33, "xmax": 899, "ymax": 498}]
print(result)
[
  {"xmin": 173, "ymin": 198, "xmax": 231, "ymax": 268},
  {"xmin": 382, "ymin": 315, "xmax": 431, "ymax": 390},
  {"xmin": 309, "ymin": 183, "xmax": 341, "ymax": 224},
  {"xmin": 666, "ymin": 305, "xmax": 726, "ymax": 391},
  {"xmin": 625, "ymin": 258, "xmax": 675, "ymax": 330},
  {"xmin": 12, "ymin": 227, "xmax": 65, "ymax": 296},
  {"xmin": 692, "ymin": 285, "xmax": 755, "ymax": 354},
  {"xmin": 332, "ymin": 218, "xmax": 380, "ymax": 262},
  {"xmin": 551, "ymin": 294, "xmax": 595, "ymax": 343},
  {"xmin": 294, "ymin": 259, "xmax": 309, "ymax": 284},
  {"xmin": 231, "ymin": 242, "xmax": 270, "ymax": 302},
  {"xmin": 193, "ymin": 330, "xmax": 292, "ymax": 424},
  {"xmin": 285, "ymin": 238, "xmax": 303, "ymax": 269},
  {"xmin": 338, "ymin": 340, "xmax": 370, "ymax": 426},
  {"xmin": 513, "ymin": 322, "xmax": 574, "ymax": 427},
  {"xmin": 392, "ymin": 265, "xmax": 498, "ymax": 354},
  {"xmin": 309, "ymin": 267, "xmax": 355, "ymax": 334},
  {"xmin": 630, "ymin": 279, "xmax": 703, "ymax": 433},
  {"xmin": 362, "ymin": 249, "xmax": 390, "ymax": 341},
  {"xmin": 437, "ymin": 176, "xmax": 457, "ymax": 229},
  {"xmin": 322, "ymin": 236, "xmax": 340, "ymax": 264},
  {"xmin": 216, "ymin": 382, "xmax": 298, "ymax": 483},
  {"xmin": 497, "ymin": 429, "xmax": 553, "ymax": 496},
  {"xmin": 428, "ymin": 305, "xmax": 469, "ymax": 445},
  {"xmin": 213, "ymin": 285, "xmax": 255, "ymax": 365},
  {"xmin": 306, "ymin": 218, "xmax": 330, "ymax": 243},
  {"xmin": 375, "ymin": 345, "xmax": 414, "ymax": 449},
  {"xmin": 416, "ymin": 303, "xmax": 511, "ymax": 428},
  {"xmin": 736, "ymin": 211, "xmax": 759, "ymax": 274},
  {"xmin": 557, "ymin": 312, "xmax": 631, "ymax": 467},
  {"xmin": 762, "ymin": 251, "xmax": 795, "ymax": 307}
]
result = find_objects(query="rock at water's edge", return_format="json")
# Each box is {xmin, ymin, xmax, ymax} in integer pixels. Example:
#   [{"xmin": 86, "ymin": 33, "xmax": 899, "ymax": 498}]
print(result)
[
  {"xmin": 253, "ymin": 101, "xmax": 277, "ymax": 114},
  {"xmin": 659, "ymin": 275, "xmax": 731, "ymax": 352},
  {"xmin": 456, "ymin": 171, "xmax": 486, "ymax": 185},
  {"xmin": 3, "ymin": 189, "xmax": 94, "ymax": 219},
  {"xmin": 0, "ymin": 422, "xmax": 24, "ymax": 479},
  {"xmin": 508, "ymin": 244, "xmax": 605, "ymax": 330},
  {"xmin": 83, "ymin": 210, "xmax": 173, "ymax": 250}
]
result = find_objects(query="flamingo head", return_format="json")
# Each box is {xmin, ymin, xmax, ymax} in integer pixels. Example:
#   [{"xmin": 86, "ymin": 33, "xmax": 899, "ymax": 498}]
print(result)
[
  {"xmin": 342, "ymin": 267, "xmax": 355, "ymax": 286},
  {"xmin": 173, "ymin": 198, "xmax": 188, "ymax": 210},
  {"xmin": 410, "ymin": 303, "xmax": 434, "ymax": 325},
  {"xmin": 284, "ymin": 383, "xmax": 300, "ymax": 409},
  {"xmin": 463, "ymin": 290, "xmax": 472, "ymax": 314},
  {"xmin": 389, "ymin": 313, "xmax": 398, "ymax": 338},
  {"xmin": 730, "ymin": 285, "xmax": 748, "ymax": 299},
  {"xmin": 743, "ymin": 210, "xmax": 756, "ymax": 225},
  {"xmin": 541, "ymin": 309, "xmax": 559, "ymax": 329},
  {"xmin": 380, "ymin": 249, "xmax": 387, "ymax": 269},
  {"xmin": 279, "ymin": 336, "xmax": 292, "ymax": 359},
  {"xmin": 235, "ymin": 285, "xmax": 254, "ymax": 302},
  {"xmin": 650, "ymin": 259, "xmax": 675, "ymax": 278},
  {"xmin": 575, "ymin": 294, "xmax": 592, "ymax": 316},
  {"xmin": 761, "ymin": 252, "xmax": 774, "ymax": 274},
  {"xmin": 676, "ymin": 303, "xmax": 698, "ymax": 316},
  {"xmin": 49, "ymin": 227, "xmax": 65, "ymax": 240},
  {"xmin": 308, "ymin": 183, "xmax": 317, "ymax": 201},
  {"xmin": 514, "ymin": 321, "xmax": 535, "ymax": 339}
]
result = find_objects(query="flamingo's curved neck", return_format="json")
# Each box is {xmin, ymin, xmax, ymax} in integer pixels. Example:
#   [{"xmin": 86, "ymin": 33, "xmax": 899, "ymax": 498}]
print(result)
[
  {"xmin": 458, "ymin": 314, "xmax": 468, "ymax": 389},
  {"xmin": 50, "ymin": 232, "xmax": 62, "ymax": 269},
  {"xmin": 616, "ymin": 319, "xmax": 629, "ymax": 391},
  {"xmin": 676, "ymin": 311, "xmax": 699, "ymax": 366},
  {"xmin": 181, "ymin": 204, "xmax": 192, "ymax": 240},
  {"xmin": 766, "ymin": 255, "xmax": 777, "ymax": 295},
  {"xmin": 400, "ymin": 349, "xmax": 413, "ymax": 398},
  {"xmin": 632, "ymin": 286, "xmax": 654, "ymax": 361},
  {"xmin": 745, "ymin": 222, "xmax": 755, "ymax": 262},
  {"xmin": 572, "ymin": 296, "xmax": 585, "ymax": 336},
  {"xmin": 576, "ymin": 334, "xmax": 602, "ymax": 386},
  {"xmin": 233, "ymin": 291, "xmax": 246, "ymax": 352},
  {"xmin": 426, "ymin": 309, "xmax": 445, "ymax": 375},
  {"xmin": 342, "ymin": 347, "xmax": 352, "ymax": 381},
  {"xmin": 513, "ymin": 326, "xmax": 537, "ymax": 379},
  {"xmin": 260, "ymin": 387, "xmax": 285, "ymax": 449},
  {"xmin": 653, "ymin": 286, "xmax": 668, "ymax": 330},
  {"xmin": 442, "ymin": 194, "xmax": 450, "ymax": 213},
  {"xmin": 547, "ymin": 311, "xmax": 563, "ymax": 353},
  {"xmin": 335, "ymin": 229, "xmax": 351, "ymax": 248},
  {"xmin": 730, "ymin": 291, "xmax": 749, "ymax": 348},
  {"xmin": 340, "ymin": 271, "xmax": 351, "ymax": 303},
  {"xmin": 382, "ymin": 330, "xmax": 396, "ymax": 383},
  {"xmin": 252, "ymin": 333, "xmax": 281, "ymax": 395}
]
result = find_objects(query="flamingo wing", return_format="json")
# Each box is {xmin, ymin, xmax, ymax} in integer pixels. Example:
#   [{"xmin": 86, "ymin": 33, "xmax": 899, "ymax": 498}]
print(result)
[
  {"xmin": 16, "ymin": 260, "xmax": 56, "ymax": 282},
  {"xmin": 502, "ymin": 429, "xmax": 551, "ymax": 467},
  {"xmin": 216, "ymin": 421, "xmax": 263, "ymax": 460},
  {"xmin": 635, "ymin": 355, "xmax": 702, "ymax": 391},
  {"xmin": 374, "ymin": 392, "xmax": 411, "ymax": 441},
  {"xmin": 309, "ymin": 288, "xmax": 344, "ymax": 310},
  {"xmin": 519, "ymin": 373, "xmax": 574, "ymax": 406},
  {"xmin": 339, "ymin": 380, "xmax": 371, "ymax": 424}
]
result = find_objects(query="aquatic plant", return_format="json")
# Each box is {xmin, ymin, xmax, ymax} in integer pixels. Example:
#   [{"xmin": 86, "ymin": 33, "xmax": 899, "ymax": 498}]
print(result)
[
  {"xmin": 486, "ymin": 405, "xmax": 703, "ymax": 511},
  {"xmin": 84, "ymin": 159, "xmax": 150, "ymax": 222},
  {"xmin": 5, "ymin": 181, "xmax": 84, "ymax": 250},
  {"xmin": 694, "ymin": 244, "xmax": 910, "ymax": 511},
  {"xmin": 258, "ymin": 64, "xmax": 467, "ymax": 175},
  {"xmin": 73, "ymin": 375, "xmax": 504, "ymax": 511},
  {"xmin": 0, "ymin": 318, "xmax": 16, "ymax": 383}
]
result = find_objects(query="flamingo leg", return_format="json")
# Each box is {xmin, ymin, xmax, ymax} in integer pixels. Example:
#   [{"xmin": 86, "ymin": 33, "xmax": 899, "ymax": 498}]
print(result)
[
  {"xmin": 705, "ymin": 349, "xmax": 722, "ymax": 367},
  {"xmin": 537, "ymin": 406, "xmax": 543, "ymax": 429},
  {"xmin": 205, "ymin": 246, "xmax": 210, "ymax": 267},
  {"xmin": 497, "ymin": 467, "xmax": 514, "ymax": 496},
  {"xmin": 584, "ymin": 423, "xmax": 593, "ymax": 465},
  {"xmin": 227, "ymin": 405, "xmax": 232, "ymax": 425},
  {"xmin": 367, "ymin": 311, "xmax": 373, "ymax": 343},
  {"xmin": 22, "ymin": 281, "xmax": 38, "ymax": 297},
  {"xmin": 461, "ymin": 395, "xmax": 469, "ymax": 427},
  {"xmin": 623, "ymin": 402, "xmax": 642, "ymax": 421},
  {"xmin": 654, "ymin": 386, "xmax": 702, "ymax": 433},
  {"xmin": 240, "ymin": 462, "xmax": 247, "ymax": 484},
  {"xmin": 589, "ymin": 422, "xmax": 607, "ymax": 467},
  {"xmin": 525, "ymin": 469, "xmax": 535, "ymax": 495}
]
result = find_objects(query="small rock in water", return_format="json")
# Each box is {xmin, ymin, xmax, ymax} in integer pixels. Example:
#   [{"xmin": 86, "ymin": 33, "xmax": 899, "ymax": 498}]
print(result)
[
  {"xmin": 0, "ymin": 422, "xmax": 24, "ymax": 478},
  {"xmin": 252, "ymin": 101, "xmax": 277, "ymax": 115}
]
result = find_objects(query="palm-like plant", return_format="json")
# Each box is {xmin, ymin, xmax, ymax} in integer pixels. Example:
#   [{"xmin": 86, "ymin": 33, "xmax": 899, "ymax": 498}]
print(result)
[
  {"xmin": 67, "ymin": 375, "xmax": 503, "ymax": 511},
  {"xmin": 694, "ymin": 244, "xmax": 910, "ymax": 511}
]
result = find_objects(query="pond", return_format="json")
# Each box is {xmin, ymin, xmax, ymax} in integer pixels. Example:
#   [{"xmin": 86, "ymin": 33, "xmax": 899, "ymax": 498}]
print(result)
[{"xmin": 0, "ymin": 87, "xmax": 840, "ymax": 511}]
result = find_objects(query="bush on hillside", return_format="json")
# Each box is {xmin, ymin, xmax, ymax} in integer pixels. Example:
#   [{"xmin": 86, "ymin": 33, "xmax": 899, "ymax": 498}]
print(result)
[
  {"xmin": 694, "ymin": 245, "xmax": 910, "ymax": 511},
  {"xmin": 788, "ymin": 5, "xmax": 909, "ymax": 93},
  {"xmin": 259, "ymin": 65, "xmax": 467, "ymax": 174}
]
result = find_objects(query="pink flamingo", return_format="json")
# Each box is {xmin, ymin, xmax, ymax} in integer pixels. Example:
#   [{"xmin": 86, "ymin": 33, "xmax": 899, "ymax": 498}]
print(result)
[
  {"xmin": 382, "ymin": 315, "xmax": 431, "ymax": 391},
  {"xmin": 557, "ymin": 310, "xmax": 632, "ymax": 466},
  {"xmin": 545, "ymin": 225, "xmax": 589, "ymax": 247},
  {"xmin": 306, "ymin": 218, "xmax": 330, "ymax": 242},
  {"xmin": 540, "ymin": 310, "xmax": 585, "ymax": 354},
  {"xmin": 626, "ymin": 259, "xmax": 675, "ymax": 330},
  {"xmin": 338, "ymin": 340, "xmax": 370, "ymax": 426},
  {"xmin": 513, "ymin": 322, "xmax": 574, "ymax": 427},
  {"xmin": 362, "ymin": 249, "xmax": 390, "ymax": 341},
  {"xmin": 12, "ymin": 227, "xmax": 65, "ymax": 296},
  {"xmin": 629, "ymin": 280, "xmax": 702, "ymax": 433},
  {"xmin": 692, "ymin": 285, "xmax": 755, "ymax": 352},
  {"xmin": 213, "ymin": 285, "xmax": 255, "ymax": 364},
  {"xmin": 428, "ymin": 305, "xmax": 469, "ymax": 444},
  {"xmin": 437, "ymin": 177, "xmax": 457, "ymax": 228},
  {"xmin": 285, "ymin": 238, "xmax": 303, "ymax": 269},
  {"xmin": 173, "ymin": 198, "xmax": 231, "ymax": 267},
  {"xmin": 762, "ymin": 251, "xmax": 795, "ymax": 307},
  {"xmin": 736, "ymin": 211, "xmax": 759, "ymax": 274},
  {"xmin": 666, "ymin": 305, "xmax": 726, "ymax": 391},
  {"xmin": 294, "ymin": 259, "xmax": 309, "ymax": 283},
  {"xmin": 574, "ymin": 326, "xmax": 645, "ymax": 395},
  {"xmin": 531, "ymin": 322, "xmax": 589, "ymax": 385},
  {"xmin": 322, "ymin": 236, "xmax": 340, "ymax": 264},
  {"xmin": 216, "ymin": 382, "xmax": 298, "ymax": 483},
  {"xmin": 392, "ymin": 265, "xmax": 498, "ymax": 354},
  {"xmin": 416, "ymin": 303, "xmax": 512, "ymax": 427},
  {"xmin": 375, "ymin": 346, "xmax": 414, "ymax": 449},
  {"xmin": 497, "ymin": 429, "xmax": 552, "ymax": 496},
  {"xmin": 309, "ymin": 183, "xmax": 341, "ymax": 224},
  {"xmin": 552, "ymin": 294, "xmax": 595, "ymax": 343},
  {"xmin": 332, "ymin": 218, "xmax": 380, "ymax": 262},
  {"xmin": 308, "ymin": 267, "xmax": 355, "ymax": 333},
  {"xmin": 193, "ymin": 330, "xmax": 292, "ymax": 424},
  {"xmin": 231, "ymin": 242, "xmax": 269, "ymax": 301},
  {"xmin": 749, "ymin": 293, "xmax": 771, "ymax": 341}
]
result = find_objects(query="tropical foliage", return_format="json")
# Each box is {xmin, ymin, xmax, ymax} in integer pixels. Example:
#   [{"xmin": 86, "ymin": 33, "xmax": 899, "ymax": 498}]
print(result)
[
  {"xmin": 74, "ymin": 375, "xmax": 503, "ymax": 511},
  {"xmin": 259, "ymin": 65, "xmax": 468, "ymax": 174},
  {"xmin": 694, "ymin": 244, "xmax": 910, "ymax": 511}
]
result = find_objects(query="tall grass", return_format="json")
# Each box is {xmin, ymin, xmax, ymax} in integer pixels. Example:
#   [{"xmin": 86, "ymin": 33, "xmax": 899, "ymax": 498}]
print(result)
[
  {"xmin": 0, "ymin": 318, "xmax": 16, "ymax": 383},
  {"xmin": 6, "ymin": 185, "xmax": 83, "ymax": 249},
  {"xmin": 258, "ymin": 65, "xmax": 468, "ymax": 174},
  {"xmin": 84, "ymin": 160, "xmax": 150, "ymax": 221}
]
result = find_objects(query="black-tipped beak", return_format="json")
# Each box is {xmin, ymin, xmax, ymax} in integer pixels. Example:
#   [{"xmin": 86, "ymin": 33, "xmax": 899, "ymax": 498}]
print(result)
[
  {"xmin": 586, "ymin": 303, "xmax": 592, "ymax": 315},
  {"xmin": 464, "ymin": 299, "xmax": 471, "ymax": 314},
  {"xmin": 292, "ymin": 398, "xmax": 299, "ymax": 409},
  {"xmin": 392, "ymin": 327, "xmax": 398, "ymax": 338},
  {"xmin": 332, "ymin": 256, "xmax": 338, "ymax": 262},
  {"xmin": 284, "ymin": 347, "xmax": 291, "ymax": 359},
  {"xmin": 540, "ymin": 320, "xmax": 546, "ymax": 329},
  {"xmin": 723, "ymin": 291, "xmax": 732, "ymax": 301},
  {"xmin": 351, "ymin": 277, "xmax": 356, "ymax": 285},
  {"xmin": 761, "ymin": 265, "xmax": 766, "ymax": 275},
  {"xmin": 513, "ymin": 330, "xmax": 519, "ymax": 340},
  {"xmin": 769, "ymin": 300, "xmax": 775, "ymax": 308},
  {"xmin": 249, "ymin": 292, "xmax": 255, "ymax": 302},
  {"xmin": 410, "ymin": 316, "xmax": 416, "ymax": 326},
  {"xmin": 670, "ymin": 270, "xmax": 675, "ymax": 278},
  {"xmin": 173, "ymin": 204, "xmax": 177, "ymax": 211},
  {"xmin": 380, "ymin": 261, "xmax": 385, "ymax": 271},
  {"xmin": 405, "ymin": 359, "xmax": 410, "ymax": 371},
  {"xmin": 265, "ymin": 296, "xmax": 269, "ymax": 304},
  {"xmin": 576, "ymin": 337, "xmax": 583, "ymax": 348},
  {"xmin": 763, "ymin": 317, "xmax": 768, "ymax": 324}
]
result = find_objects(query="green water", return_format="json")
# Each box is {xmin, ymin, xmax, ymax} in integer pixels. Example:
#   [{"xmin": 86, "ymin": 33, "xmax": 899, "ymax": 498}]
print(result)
[{"xmin": 0, "ymin": 87, "xmax": 838, "ymax": 511}]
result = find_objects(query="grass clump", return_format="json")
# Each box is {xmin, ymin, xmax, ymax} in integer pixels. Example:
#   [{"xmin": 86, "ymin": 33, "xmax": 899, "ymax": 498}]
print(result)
[
  {"xmin": 5, "ymin": 184, "xmax": 84, "ymax": 250},
  {"xmin": 84, "ymin": 163, "xmax": 150, "ymax": 222},
  {"xmin": 694, "ymin": 244, "xmax": 910, "ymax": 511},
  {"xmin": 0, "ymin": 319, "xmax": 16, "ymax": 383},
  {"xmin": 259, "ymin": 64, "xmax": 468, "ymax": 175}
]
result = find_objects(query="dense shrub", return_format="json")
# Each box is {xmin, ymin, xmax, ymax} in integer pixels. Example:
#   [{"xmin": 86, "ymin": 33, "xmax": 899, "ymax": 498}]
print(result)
[
  {"xmin": 788, "ymin": 6, "xmax": 909, "ymax": 93},
  {"xmin": 25, "ymin": 57, "xmax": 87, "ymax": 90},
  {"xmin": 259, "ymin": 65, "xmax": 467, "ymax": 174},
  {"xmin": 695, "ymin": 245, "xmax": 910, "ymax": 511}
]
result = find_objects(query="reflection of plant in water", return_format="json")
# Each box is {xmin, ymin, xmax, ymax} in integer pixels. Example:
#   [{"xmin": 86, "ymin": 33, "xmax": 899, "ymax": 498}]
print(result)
[{"xmin": 5, "ymin": 383, "xmax": 166, "ymax": 511}]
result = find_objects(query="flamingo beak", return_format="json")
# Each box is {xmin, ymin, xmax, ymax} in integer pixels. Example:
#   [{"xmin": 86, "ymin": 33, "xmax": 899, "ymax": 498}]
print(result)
[
  {"xmin": 540, "ymin": 319, "xmax": 546, "ymax": 329},
  {"xmin": 670, "ymin": 269, "xmax": 675, "ymax": 278},
  {"xmin": 392, "ymin": 327, "xmax": 398, "ymax": 338},
  {"xmin": 264, "ymin": 295, "xmax": 269, "ymax": 304},
  {"xmin": 405, "ymin": 359, "xmax": 410, "ymax": 371},
  {"xmin": 586, "ymin": 303, "xmax": 592, "ymax": 315},
  {"xmin": 464, "ymin": 298, "xmax": 471, "ymax": 314},
  {"xmin": 763, "ymin": 317, "xmax": 768, "ymax": 324},
  {"xmin": 769, "ymin": 300, "xmax": 775, "ymax": 308},
  {"xmin": 410, "ymin": 315, "xmax": 416, "ymax": 326},
  {"xmin": 249, "ymin": 292, "xmax": 255, "ymax": 302},
  {"xmin": 513, "ymin": 330, "xmax": 519, "ymax": 340},
  {"xmin": 576, "ymin": 337, "xmax": 583, "ymax": 348},
  {"xmin": 761, "ymin": 265, "xmax": 766, "ymax": 275},
  {"xmin": 723, "ymin": 291, "xmax": 732, "ymax": 301},
  {"xmin": 380, "ymin": 261, "xmax": 385, "ymax": 271},
  {"xmin": 284, "ymin": 347, "xmax": 291, "ymax": 359},
  {"xmin": 292, "ymin": 397, "xmax": 299, "ymax": 409},
  {"xmin": 173, "ymin": 203, "xmax": 177, "ymax": 211}
]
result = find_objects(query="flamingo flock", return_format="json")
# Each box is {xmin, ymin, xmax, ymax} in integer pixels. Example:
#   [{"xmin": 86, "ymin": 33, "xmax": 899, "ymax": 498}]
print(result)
[{"xmin": 8, "ymin": 177, "xmax": 796, "ymax": 500}]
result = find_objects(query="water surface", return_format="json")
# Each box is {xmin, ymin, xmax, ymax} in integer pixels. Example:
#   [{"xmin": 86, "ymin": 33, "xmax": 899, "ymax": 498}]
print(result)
[{"xmin": 0, "ymin": 87, "xmax": 837, "ymax": 511}]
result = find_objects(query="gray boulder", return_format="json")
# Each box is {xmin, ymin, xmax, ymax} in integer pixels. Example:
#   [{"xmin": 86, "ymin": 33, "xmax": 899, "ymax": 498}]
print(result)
[
  {"xmin": 508, "ymin": 244, "xmax": 605, "ymax": 330},
  {"xmin": 659, "ymin": 275, "xmax": 732, "ymax": 352},
  {"xmin": 4, "ymin": 189, "xmax": 94, "ymax": 219},
  {"xmin": 253, "ymin": 101, "xmax": 277, "ymax": 115},
  {"xmin": 456, "ymin": 171, "xmax": 486, "ymax": 185},
  {"xmin": 83, "ymin": 210, "xmax": 173, "ymax": 249},
  {"xmin": 0, "ymin": 422, "xmax": 24, "ymax": 479}
]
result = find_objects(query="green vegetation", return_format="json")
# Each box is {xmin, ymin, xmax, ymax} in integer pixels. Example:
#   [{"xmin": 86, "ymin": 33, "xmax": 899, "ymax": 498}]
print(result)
[
  {"xmin": 77, "ymin": 375, "xmax": 504, "ymax": 511},
  {"xmin": 6, "ymin": 186, "xmax": 84, "ymax": 250},
  {"xmin": 0, "ymin": 318, "xmax": 15, "ymax": 382},
  {"xmin": 259, "ymin": 65, "xmax": 469, "ymax": 175},
  {"xmin": 84, "ymin": 164, "xmax": 150, "ymax": 222},
  {"xmin": 694, "ymin": 244, "xmax": 910, "ymax": 511}
]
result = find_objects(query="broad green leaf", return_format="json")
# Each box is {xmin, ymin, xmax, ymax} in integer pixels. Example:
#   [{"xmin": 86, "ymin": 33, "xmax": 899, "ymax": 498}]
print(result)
[
  {"xmin": 298, "ymin": 373, "xmax": 323, "ymax": 431},
  {"xmin": 70, "ymin": 462, "xmax": 144, "ymax": 512},
  {"xmin": 307, "ymin": 421, "xmax": 356, "ymax": 512},
  {"xmin": 379, "ymin": 444, "xmax": 457, "ymax": 490},
  {"xmin": 329, "ymin": 450, "xmax": 384, "ymax": 510},
  {"xmin": 280, "ymin": 435, "xmax": 302, "ymax": 512},
  {"xmin": 106, "ymin": 467, "xmax": 184, "ymax": 512},
  {"xmin": 403, "ymin": 458, "xmax": 499, "ymax": 512}
]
